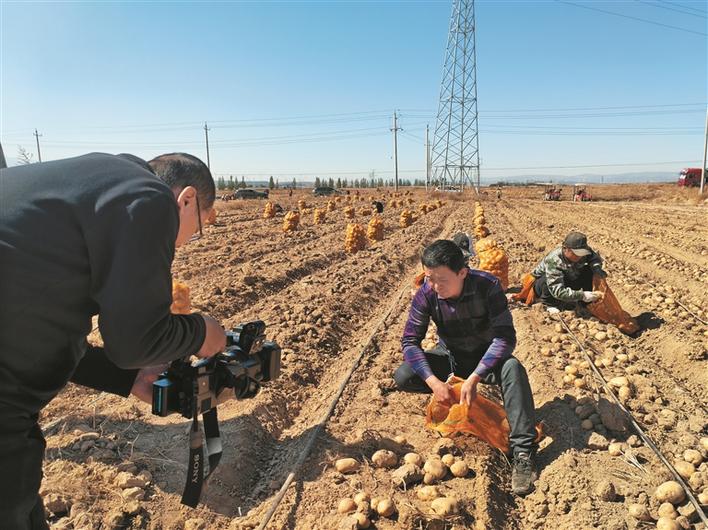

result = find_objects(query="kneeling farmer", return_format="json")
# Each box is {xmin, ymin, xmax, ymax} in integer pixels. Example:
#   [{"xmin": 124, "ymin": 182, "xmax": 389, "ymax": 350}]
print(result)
[
  {"xmin": 531, "ymin": 231, "xmax": 605, "ymax": 309},
  {"xmin": 394, "ymin": 240, "xmax": 538, "ymax": 495}
]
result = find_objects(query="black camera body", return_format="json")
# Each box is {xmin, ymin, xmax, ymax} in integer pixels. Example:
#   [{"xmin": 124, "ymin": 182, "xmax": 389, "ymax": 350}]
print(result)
[{"xmin": 152, "ymin": 320, "xmax": 281, "ymax": 418}]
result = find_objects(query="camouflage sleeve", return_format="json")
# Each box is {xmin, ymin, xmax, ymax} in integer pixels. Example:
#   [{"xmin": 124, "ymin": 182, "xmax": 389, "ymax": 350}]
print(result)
[
  {"xmin": 545, "ymin": 256, "xmax": 584, "ymax": 302},
  {"xmin": 531, "ymin": 256, "xmax": 546, "ymax": 277}
]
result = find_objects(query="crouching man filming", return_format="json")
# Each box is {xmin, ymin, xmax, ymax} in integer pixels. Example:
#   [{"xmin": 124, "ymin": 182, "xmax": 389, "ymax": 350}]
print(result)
[
  {"xmin": 0, "ymin": 152, "xmax": 228, "ymax": 530},
  {"xmin": 393, "ymin": 240, "xmax": 539, "ymax": 495}
]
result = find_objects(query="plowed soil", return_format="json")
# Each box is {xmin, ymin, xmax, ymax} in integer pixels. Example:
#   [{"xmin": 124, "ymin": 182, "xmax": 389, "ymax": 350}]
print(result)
[{"xmin": 38, "ymin": 184, "xmax": 707, "ymax": 530}]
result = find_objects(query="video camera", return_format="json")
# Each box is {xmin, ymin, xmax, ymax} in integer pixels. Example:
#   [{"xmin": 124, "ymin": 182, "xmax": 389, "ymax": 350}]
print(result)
[{"xmin": 152, "ymin": 320, "xmax": 281, "ymax": 418}]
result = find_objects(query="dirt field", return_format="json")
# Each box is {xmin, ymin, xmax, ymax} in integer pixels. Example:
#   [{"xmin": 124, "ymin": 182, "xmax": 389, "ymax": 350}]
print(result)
[{"xmin": 38, "ymin": 184, "xmax": 707, "ymax": 530}]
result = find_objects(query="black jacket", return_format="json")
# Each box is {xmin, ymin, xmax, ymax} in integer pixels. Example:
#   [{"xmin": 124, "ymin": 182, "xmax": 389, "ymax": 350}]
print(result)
[{"xmin": 0, "ymin": 153, "xmax": 205, "ymax": 427}]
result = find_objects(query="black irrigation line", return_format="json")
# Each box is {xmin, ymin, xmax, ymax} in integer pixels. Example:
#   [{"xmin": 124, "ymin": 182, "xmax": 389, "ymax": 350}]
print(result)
[
  {"xmin": 256, "ymin": 273, "xmax": 413, "ymax": 529},
  {"xmin": 554, "ymin": 313, "xmax": 708, "ymax": 525},
  {"xmin": 638, "ymin": 279, "xmax": 708, "ymax": 326}
]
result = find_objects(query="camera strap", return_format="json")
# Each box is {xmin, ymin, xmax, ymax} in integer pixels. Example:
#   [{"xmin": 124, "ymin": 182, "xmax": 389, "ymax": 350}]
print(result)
[{"xmin": 181, "ymin": 407, "xmax": 223, "ymax": 507}]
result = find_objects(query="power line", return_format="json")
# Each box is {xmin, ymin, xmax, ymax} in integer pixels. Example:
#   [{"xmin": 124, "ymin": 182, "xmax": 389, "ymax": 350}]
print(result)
[
  {"xmin": 663, "ymin": 0, "xmax": 707, "ymax": 15},
  {"xmin": 636, "ymin": 0, "xmax": 707, "ymax": 19},
  {"xmin": 478, "ymin": 102, "xmax": 705, "ymax": 113},
  {"xmin": 482, "ymin": 124, "xmax": 701, "ymax": 131},
  {"xmin": 480, "ymin": 129, "xmax": 701, "ymax": 136},
  {"xmin": 558, "ymin": 1, "xmax": 708, "ymax": 36},
  {"xmin": 4, "ymin": 103, "xmax": 704, "ymax": 137},
  {"xmin": 0, "ymin": 110, "xmax": 396, "ymax": 136},
  {"xmin": 479, "ymin": 109, "xmax": 704, "ymax": 120}
]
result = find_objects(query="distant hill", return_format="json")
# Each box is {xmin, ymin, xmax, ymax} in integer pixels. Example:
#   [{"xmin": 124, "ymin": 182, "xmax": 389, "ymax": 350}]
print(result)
[
  {"xmin": 2, "ymin": 155, "xmax": 683, "ymax": 186},
  {"xmin": 482, "ymin": 171, "xmax": 677, "ymax": 185}
]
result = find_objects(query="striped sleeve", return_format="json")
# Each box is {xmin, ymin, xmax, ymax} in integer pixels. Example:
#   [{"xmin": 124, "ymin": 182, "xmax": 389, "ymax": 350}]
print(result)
[
  {"xmin": 473, "ymin": 280, "xmax": 517, "ymax": 378},
  {"xmin": 401, "ymin": 285, "xmax": 434, "ymax": 380}
]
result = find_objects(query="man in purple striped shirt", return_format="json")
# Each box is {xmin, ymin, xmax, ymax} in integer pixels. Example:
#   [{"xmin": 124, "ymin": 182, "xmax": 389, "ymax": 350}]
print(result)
[{"xmin": 394, "ymin": 240, "xmax": 539, "ymax": 495}]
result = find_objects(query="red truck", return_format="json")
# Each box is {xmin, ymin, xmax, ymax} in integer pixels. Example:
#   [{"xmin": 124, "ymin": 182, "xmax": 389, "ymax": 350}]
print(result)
[{"xmin": 677, "ymin": 168, "xmax": 706, "ymax": 187}]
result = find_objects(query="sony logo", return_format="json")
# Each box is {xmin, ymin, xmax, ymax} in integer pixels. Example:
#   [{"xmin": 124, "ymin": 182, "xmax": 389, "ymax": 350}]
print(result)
[{"xmin": 191, "ymin": 454, "xmax": 201, "ymax": 483}]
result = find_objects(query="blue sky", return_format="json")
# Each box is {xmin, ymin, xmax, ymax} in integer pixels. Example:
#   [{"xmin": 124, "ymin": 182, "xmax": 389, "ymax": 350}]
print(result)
[{"xmin": 1, "ymin": 0, "xmax": 706, "ymax": 181}]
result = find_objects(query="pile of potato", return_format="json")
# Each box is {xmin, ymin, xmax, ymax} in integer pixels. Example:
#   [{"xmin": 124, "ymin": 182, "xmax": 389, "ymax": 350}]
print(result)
[
  {"xmin": 327, "ymin": 200, "xmax": 336, "ymax": 212},
  {"xmin": 345, "ymin": 223, "xmax": 367, "ymax": 253},
  {"xmin": 475, "ymin": 237, "xmax": 509, "ymax": 290},
  {"xmin": 263, "ymin": 202, "xmax": 276, "ymax": 219},
  {"xmin": 366, "ymin": 216, "xmax": 384, "ymax": 242},
  {"xmin": 419, "ymin": 204, "xmax": 429, "ymax": 214},
  {"xmin": 359, "ymin": 207, "xmax": 372, "ymax": 216},
  {"xmin": 298, "ymin": 199, "xmax": 307, "ymax": 210},
  {"xmin": 332, "ymin": 438, "xmax": 470, "ymax": 528},
  {"xmin": 344, "ymin": 206, "xmax": 356, "ymax": 219},
  {"xmin": 473, "ymin": 202, "xmax": 486, "ymax": 229},
  {"xmin": 399, "ymin": 209, "xmax": 414, "ymax": 228},
  {"xmin": 170, "ymin": 280, "xmax": 191, "ymax": 314},
  {"xmin": 283, "ymin": 211, "xmax": 300, "ymax": 232},
  {"xmin": 313, "ymin": 208, "xmax": 326, "ymax": 225}
]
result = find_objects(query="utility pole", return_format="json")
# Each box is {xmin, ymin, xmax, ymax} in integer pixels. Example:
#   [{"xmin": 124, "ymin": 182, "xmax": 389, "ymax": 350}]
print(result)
[
  {"xmin": 391, "ymin": 111, "xmax": 401, "ymax": 191},
  {"xmin": 701, "ymin": 106, "xmax": 707, "ymax": 195},
  {"xmin": 204, "ymin": 122, "xmax": 211, "ymax": 169},
  {"xmin": 34, "ymin": 129, "xmax": 42, "ymax": 163},
  {"xmin": 425, "ymin": 124, "xmax": 431, "ymax": 192}
]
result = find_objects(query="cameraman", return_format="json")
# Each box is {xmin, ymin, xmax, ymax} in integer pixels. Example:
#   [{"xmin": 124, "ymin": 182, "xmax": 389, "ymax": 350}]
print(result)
[{"xmin": 0, "ymin": 152, "xmax": 227, "ymax": 530}]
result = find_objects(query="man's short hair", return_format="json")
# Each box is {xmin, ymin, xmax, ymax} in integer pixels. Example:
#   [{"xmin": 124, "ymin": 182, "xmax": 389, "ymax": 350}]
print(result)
[
  {"xmin": 421, "ymin": 239, "xmax": 466, "ymax": 272},
  {"xmin": 148, "ymin": 153, "xmax": 216, "ymax": 209}
]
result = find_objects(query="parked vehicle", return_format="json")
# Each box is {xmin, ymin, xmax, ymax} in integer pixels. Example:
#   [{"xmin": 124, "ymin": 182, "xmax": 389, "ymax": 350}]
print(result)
[
  {"xmin": 542, "ymin": 184, "xmax": 561, "ymax": 201},
  {"xmin": 313, "ymin": 186, "xmax": 342, "ymax": 197},
  {"xmin": 572, "ymin": 184, "xmax": 592, "ymax": 202},
  {"xmin": 677, "ymin": 168, "xmax": 706, "ymax": 187},
  {"xmin": 234, "ymin": 188, "xmax": 269, "ymax": 199}
]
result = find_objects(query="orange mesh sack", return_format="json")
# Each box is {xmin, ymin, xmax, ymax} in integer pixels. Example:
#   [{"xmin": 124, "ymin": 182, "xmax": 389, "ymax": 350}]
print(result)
[
  {"xmin": 588, "ymin": 275, "xmax": 640, "ymax": 335},
  {"xmin": 510, "ymin": 273, "xmax": 537, "ymax": 305},
  {"xmin": 171, "ymin": 280, "xmax": 191, "ymax": 315},
  {"xmin": 425, "ymin": 377, "xmax": 544, "ymax": 454},
  {"xmin": 475, "ymin": 238, "xmax": 509, "ymax": 290}
]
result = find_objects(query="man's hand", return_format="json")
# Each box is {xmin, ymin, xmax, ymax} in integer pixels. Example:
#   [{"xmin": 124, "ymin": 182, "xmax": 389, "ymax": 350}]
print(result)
[
  {"xmin": 197, "ymin": 314, "xmax": 227, "ymax": 358},
  {"xmin": 460, "ymin": 373, "xmax": 482, "ymax": 406},
  {"xmin": 425, "ymin": 375, "xmax": 455, "ymax": 406},
  {"xmin": 130, "ymin": 364, "xmax": 167, "ymax": 404},
  {"xmin": 581, "ymin": 291, "xmax": 603, "ymax": 303}
]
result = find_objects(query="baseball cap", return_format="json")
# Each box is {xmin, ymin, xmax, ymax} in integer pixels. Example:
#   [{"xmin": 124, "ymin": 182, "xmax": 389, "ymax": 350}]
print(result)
[
  {"xmin": 563, "ymin": 231, "xmax": 592, "ymax": 257},
  {"xmin": 452, "ymin": 232, "xmax": 473, "ymax": 259}
]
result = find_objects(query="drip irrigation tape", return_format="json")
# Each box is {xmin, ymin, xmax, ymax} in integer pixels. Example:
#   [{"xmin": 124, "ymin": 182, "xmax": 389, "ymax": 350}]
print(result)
[
  {"xmin": 554, "ymin": 313, "xmax": 707, "ymax": 525},
  {"xmin": 256, "ymin": 280, "xmax": 411, "ymax": 529}
]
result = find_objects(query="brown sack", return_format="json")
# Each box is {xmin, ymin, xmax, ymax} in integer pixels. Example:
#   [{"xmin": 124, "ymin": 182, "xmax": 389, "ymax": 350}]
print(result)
[
  {"xmin": 511, "ymin": 273, "xmax": 537, "ymax": 305},
  {"xmin": 425, "ymin": 376, "xmax": 544, "ymax": 454},
  {"xmin": 588, "ymin": 275, "xmax": 640, "ymax": 335}
]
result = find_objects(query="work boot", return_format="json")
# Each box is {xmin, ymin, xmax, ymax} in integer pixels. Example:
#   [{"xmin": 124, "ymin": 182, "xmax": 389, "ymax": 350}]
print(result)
[{"xmin": 511, "ymin": 452, "xmax": 538, "ymax": 495}]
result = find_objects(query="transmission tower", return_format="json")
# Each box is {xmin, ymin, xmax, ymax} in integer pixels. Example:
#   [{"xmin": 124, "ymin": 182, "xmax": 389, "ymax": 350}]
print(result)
[{"xmin": 431, "ymin": 0, "xmax": 481, "ymax": 192}]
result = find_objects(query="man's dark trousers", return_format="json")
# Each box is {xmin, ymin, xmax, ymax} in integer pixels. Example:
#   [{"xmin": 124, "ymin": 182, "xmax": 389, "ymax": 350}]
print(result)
[
  {"xmin": 393, "ymin": 346, "xmax": 537, "ymax": 457},
  {"xmin": 0, "ymin": 416, "xmax": 50, "ymax": 530},
  {"xmin": 533, "ymin": 266, "xmax": 593, "ymax": 308}
]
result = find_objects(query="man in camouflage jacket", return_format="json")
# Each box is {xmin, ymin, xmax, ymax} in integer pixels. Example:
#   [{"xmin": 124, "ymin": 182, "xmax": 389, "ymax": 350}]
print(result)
[{"xmin": 531, "ymin": 231, "xmax": 606, "ymax": 308}]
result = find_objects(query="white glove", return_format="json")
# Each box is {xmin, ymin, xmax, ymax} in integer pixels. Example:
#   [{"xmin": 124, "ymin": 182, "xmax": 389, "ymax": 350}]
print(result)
[{"xmin": 582, "ymin": 291, "xmax": 602, "ymax": 303}]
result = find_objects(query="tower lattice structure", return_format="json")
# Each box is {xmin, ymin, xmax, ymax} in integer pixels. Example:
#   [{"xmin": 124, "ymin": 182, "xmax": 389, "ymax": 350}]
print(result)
[{"xmin": 431, "ymin": 0, "xmax": 481, "ymax": 192}]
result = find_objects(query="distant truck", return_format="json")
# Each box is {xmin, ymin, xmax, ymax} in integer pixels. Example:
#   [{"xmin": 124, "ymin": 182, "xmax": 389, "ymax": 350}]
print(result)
[{"xmin": 677, "ymin": 168, "xmax": 706, "ymax": 187}]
